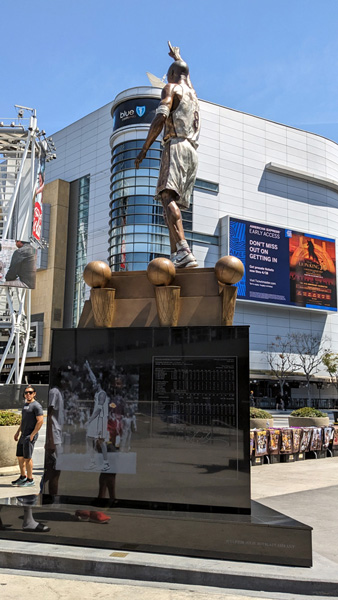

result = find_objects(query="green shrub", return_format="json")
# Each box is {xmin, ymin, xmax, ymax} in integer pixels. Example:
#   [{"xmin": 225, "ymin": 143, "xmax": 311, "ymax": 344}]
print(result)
[
  {"xmin": 250, "ymin": 407, "xmax": 273, "ymax": 419},
  {"xmin": 290, "ymin": 407, "xmax": 327, "ymax": 418},
  {"xmin": 0, "ymin": 411, "xmax": 21, "ymax": 426}
]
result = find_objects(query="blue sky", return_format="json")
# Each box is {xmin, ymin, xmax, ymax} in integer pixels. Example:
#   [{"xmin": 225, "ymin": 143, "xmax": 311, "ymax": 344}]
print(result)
[{"xmin": 2, "ymin": 0, "xmax": 338, "ymax": 142}]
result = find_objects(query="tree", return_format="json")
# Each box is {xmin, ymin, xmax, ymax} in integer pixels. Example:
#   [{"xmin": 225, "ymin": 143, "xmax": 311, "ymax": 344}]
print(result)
[
  {"xmin": 322, "ymin": 352, "xmax": 338, "ymax": 406},
  {"xmin": 289, "ymin": 333, "xmax": 329, "ymax": 405},
  {"xmin": 264, "ymin": 335, "xmax": 296, "ymax": 396}
]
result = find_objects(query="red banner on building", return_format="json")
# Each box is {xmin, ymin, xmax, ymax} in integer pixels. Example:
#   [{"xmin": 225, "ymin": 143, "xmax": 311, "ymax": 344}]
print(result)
[{"xmin": 32, "ymin": 155, "xmax": 45, "ymax": 241}]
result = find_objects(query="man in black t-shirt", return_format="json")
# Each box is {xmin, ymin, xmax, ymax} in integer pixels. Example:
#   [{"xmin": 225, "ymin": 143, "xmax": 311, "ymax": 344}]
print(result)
[{"xmin": 12, "ymin": 386, "xmax": 44, "ymax": 487}]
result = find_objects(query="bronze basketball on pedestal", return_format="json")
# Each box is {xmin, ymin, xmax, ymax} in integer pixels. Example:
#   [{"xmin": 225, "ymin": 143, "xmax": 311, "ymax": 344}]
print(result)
[
  {"xmin": 83, "ymin": 261, "xmax": 111, "ymax": 288},
  {"xmin": 215, "ymin": 256, "xmax": 244, "ymax": 285},
  {"xmin": 147, "ymin": 257, "xmax": 176, "ymax": 286}
]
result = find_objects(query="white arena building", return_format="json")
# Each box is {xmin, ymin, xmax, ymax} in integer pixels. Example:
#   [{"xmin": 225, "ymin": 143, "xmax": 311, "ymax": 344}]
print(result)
[{"xmin": 45, "ymin": 85, "xmax": 338, "ymax": 403}]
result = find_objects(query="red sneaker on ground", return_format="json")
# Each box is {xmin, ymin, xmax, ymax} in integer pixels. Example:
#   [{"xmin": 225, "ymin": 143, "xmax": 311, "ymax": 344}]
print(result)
[{"xmin": 89, "ymin": 511, "xmax": 110, "ymax": 524}]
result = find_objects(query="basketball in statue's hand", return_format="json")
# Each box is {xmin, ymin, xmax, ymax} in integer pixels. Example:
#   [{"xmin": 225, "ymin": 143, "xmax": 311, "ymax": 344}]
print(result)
[
  {"xmin": 214, "ymin": 256, "xmax": 244, "ymax": 285},
  {"xmin": 147, "ymin": 257, "xmax": 176, "ymax": 286},
  {"xmin": 83, "ymin": 261, "xmax": 111, "ymax": 288}
]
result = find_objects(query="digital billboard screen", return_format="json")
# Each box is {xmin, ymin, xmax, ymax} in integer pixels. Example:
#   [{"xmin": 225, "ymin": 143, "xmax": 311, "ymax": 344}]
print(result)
[{"xmin": 228, "ymin": 217, "xmax": 337, "ymax": 311}]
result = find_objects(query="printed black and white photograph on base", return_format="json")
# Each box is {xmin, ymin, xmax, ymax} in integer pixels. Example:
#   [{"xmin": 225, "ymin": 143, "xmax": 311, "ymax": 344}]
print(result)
[
  {"xmin": 51, "ymin": 358, "xmax": 138, "ymax": 474},
  {"xmin": 44, "ymin": 352, "xmax": 139, "ymax": 508}
]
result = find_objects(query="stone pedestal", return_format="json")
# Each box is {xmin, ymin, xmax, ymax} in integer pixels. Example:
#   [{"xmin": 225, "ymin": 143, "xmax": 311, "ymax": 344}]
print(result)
[{"xmin": 79, "ymin": 268, "xmax": 239, "ymax": 328}]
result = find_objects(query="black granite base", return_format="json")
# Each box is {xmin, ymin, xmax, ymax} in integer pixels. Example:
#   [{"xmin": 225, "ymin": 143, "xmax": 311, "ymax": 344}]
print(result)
[
  {"xmin": 0, "ymin": 499, "xmax": 312, "ymax": 567},
  {"xmin": 0, "ymin": 327, "xmax": 312, "ymax": 567}
]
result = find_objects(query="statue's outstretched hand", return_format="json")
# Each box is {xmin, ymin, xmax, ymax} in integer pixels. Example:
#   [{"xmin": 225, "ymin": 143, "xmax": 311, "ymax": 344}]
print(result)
[{"xmin": 168, "ymin": 41, "xmax": 181, "ymax": 61}]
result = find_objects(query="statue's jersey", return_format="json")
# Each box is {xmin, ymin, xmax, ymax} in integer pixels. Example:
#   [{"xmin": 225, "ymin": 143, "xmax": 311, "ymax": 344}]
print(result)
[{"xmin": 163, "ymin": 82, "xmax": 200, "ymax": 148}]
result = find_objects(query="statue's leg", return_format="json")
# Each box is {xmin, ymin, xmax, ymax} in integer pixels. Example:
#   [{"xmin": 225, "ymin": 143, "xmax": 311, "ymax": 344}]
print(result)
[
  {"xmin": 161, "ymin": 190, "xmax": 185, "ymax": 253},
  {"xmin": 161, "ymin": 190, "xmax": 198, "ymax": 268}
]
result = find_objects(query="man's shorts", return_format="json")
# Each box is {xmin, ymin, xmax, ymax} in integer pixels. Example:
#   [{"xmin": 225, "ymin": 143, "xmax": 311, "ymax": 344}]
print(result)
[{"xmin": 16, "ymin": 434, "xmax": 37, "ymax": 459}]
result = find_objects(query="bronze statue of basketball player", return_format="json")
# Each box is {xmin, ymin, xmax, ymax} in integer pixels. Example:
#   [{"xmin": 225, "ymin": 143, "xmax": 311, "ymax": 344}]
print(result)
[{"xmin": 135, "ymin": 42, "xmax": 200, "ymax": 268}]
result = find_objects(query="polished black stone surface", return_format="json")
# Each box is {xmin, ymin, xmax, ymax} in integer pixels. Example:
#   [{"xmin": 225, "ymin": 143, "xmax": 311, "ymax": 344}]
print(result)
[
  {"xmin": 0, "ymin": 500, "xmax": 312, "ymax": 566},
  {"xmin": 45, "ymin": 326, "xmax": 251, "ymax": 512}
]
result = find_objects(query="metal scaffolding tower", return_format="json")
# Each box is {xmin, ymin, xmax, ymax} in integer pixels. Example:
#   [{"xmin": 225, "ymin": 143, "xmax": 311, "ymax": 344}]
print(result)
[{"xmin": 0, "ymin": 106, "xmax": 56, "ymax": 384}]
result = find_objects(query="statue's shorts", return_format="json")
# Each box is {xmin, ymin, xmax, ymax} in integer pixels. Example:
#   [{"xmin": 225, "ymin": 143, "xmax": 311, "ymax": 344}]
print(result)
[{"xmin": 156, "ymin": 138, "xmax": 198, "ymax": 209}]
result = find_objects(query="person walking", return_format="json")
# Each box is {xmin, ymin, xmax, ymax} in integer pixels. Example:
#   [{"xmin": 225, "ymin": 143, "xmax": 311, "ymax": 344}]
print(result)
[{"xmin": 12, "ymin": 386, "xmax": 44, "ymax": 487}]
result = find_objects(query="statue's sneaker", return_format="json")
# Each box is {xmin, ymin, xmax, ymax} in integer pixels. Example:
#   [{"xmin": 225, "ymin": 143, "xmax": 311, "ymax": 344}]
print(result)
[{"xmin": 172, "ymin": 248, "xmax": 198, "ymax": 268}]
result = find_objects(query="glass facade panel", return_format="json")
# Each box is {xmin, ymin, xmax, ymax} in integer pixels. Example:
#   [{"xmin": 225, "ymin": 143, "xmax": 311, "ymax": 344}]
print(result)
[
  {"xmin": 112, "ymin": 158, "xmax": 161, "ymax": 175},
  {"xmin": 194, "ymin": 178, "xmax": 219, "ymax": 193},
  {"xmin": 73, "ymin": 176, "xmax": 90, "ymax": 327},
  {"xmin": 112, "ymin": 140, "xmax": 162, "ymax": 157}
]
